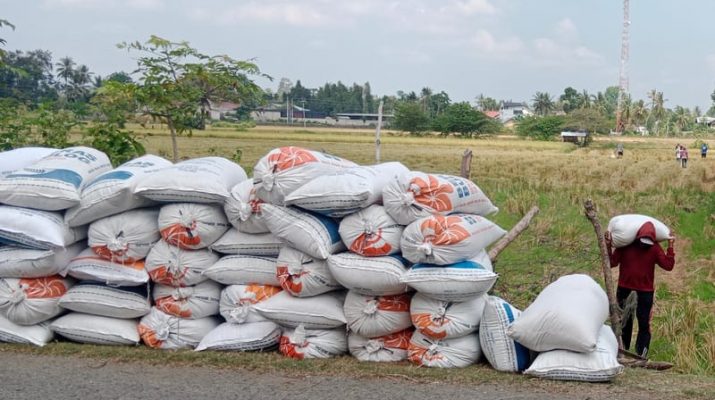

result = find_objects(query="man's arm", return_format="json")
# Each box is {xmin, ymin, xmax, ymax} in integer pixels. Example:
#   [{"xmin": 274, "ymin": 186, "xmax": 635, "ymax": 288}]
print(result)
[
  {"xmin": 655, "ymin": 235, "xmax": 676, "ymax": 271},
  {"xmin": 605, "ymin": 231, "xmax": 620, "ymax": 267}
]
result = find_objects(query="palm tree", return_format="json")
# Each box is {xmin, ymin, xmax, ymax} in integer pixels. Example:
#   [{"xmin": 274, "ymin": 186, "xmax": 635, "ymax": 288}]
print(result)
[
  {"xmin": 55, "ymin": 56, "xmax": 75, "ymax": 86},
  {"xmin": 420, "ymin": 87, "xmax": 432, "ymax": 114},
  {"xmin": 673, "ymin": 106, "xmax": 691, "ymax": 134},
  {"xmin": 647, "ymin": 90, "xmax": 666, "ymax": 134},
  {"xmin": 631, "ymin": 100, "xmax": 648, "ymax": 127},
  {"xmin": 532, "ymin": 92, "xmax": 554, "ymax": 116}
]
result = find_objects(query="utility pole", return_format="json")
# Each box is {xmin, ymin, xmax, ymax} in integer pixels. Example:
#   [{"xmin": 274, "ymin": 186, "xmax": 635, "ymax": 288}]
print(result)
[
  {"xmin": 615, "ymin": 0, "xmax": 630, "ymax": 135},
  {"xmin": 301, "ymin": 98, "xmax": 307, "ymax": 128},
  {"xmin": 375, "ymin": 100, "xmax": 383, "ymax": 163}
]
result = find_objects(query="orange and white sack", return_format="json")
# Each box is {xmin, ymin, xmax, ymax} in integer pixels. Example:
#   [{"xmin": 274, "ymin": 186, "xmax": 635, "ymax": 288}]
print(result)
[
  {"xmin": 343, "ymin": 291, "xmax": 412, "ymax": 337},
  {"xmin": 383, "ymin": 172, "xmax": 497, "ymax": 225},
  {"xmin": 283, "ymin": 162, "xmax": 409, "ymax": 217},
  {"xmin": 0, "ymin": 243, "xmax": 83, "ymax": 278},
  {"xmin": 138, "ymin": 307, "xmax": 220, "ymax": 350},
  {"xmin": 158, "ymin": 203, "xmax": 230, "ymax": 250},
  {"xmin": 338, "ymin": 205, "xmax": 403, "ymax": 257},
  {"xmin": 66, "ymin": 248, "xmax": 148, "ymax": 286},
  {"xmin": 253, "ymin": 291, "xmax": 346, "ymax": 329},
  {"xmin": 348, "ymin": 329, "xmax": 413, "ymax": 362},
  {"xmin": 261, "ymin": 204, "xmax": 345, "ymax": 260},
  {"xmin": 411, "ymin": 293, "xmax": 485, "ymax": 340},
  {"xmin": 196, "ymin": 321, "xmax": 282, "ymax": 352},
  {"xmin": 210, "ymin": 229, "xmax": 282, "ymax": 257},
  {"xmin": 0, "ymin": 315, "xmax": 54, "ymax": 346},
  {"xmin": 276, "ymin": 246, "xmax": 342, "ymax": 297},
  {"xmin": 50, "ymin": 312, "xmax": 139, "ymax": 345},
  {"xmin": 327, "ymin": 253, "xmax": 410, "ymax": 296},
  {"xmin": 479, "ymin": 296, "xmax": 531, "ymax": 372},
  {"xmin": 224, "ymin": 179, "xmax": 269, "ymax": 234},
  {"xmin": 408, "ymin": 331, "xmax": 481, "ymax": 368},
  {"xmin": 0, "ymin": 276, "xmax": 73, "ymax": 325},
  {"xmin": 0, "ymin": 147, "xmax": 56, "ymax": 178},
  {"xmin": 58, "ymin": 281, "xmax": 151, "ymax": 319},
  {"xmin": 0, "ymin": 206, "xmax": 87, "ymax": 250},
  {"xmin": 145, "ymin": 240, "xmax": 219, "ymax": 287},
  {"xmin": 88, "ymin": 208, "xmax": 160, "ymax": 263},
  {"xmin": 220, "ymin": 284, "xmax": 282, "ymax": 324},
  {"xmin": 252, "ymin": 146, "xmax": 357, "ymax": 205},
  {"xmin": 279, "ymin": 324, "xmax": 347, "ymax": 359},
  {"xmin": 203, "ymin": 255, "xmax": 280, "ymax": 286},
  {"xmin": 65, "ymin": 155, "xmax": 172, "ymax": 227},
  {"xmin": 607, "ymin": 214, "xmax": 671, "ymax": 248},
  {"xmin": 401, "ymin": 214, "xmax": 505, "ymax": 265},
  {"xmin": 153, "ymin": 280, "xmax": 222, "ymax": 319}
]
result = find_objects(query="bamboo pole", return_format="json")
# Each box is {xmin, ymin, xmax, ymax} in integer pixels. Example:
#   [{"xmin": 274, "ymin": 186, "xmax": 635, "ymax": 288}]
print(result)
[{"xmin": 488, "ymin": 206, "xmax": 539, "ymax": 263}]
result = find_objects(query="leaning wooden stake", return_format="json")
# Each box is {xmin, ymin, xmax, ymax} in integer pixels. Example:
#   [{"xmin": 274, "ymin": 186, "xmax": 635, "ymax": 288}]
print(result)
[
  {"xmin": 460, "ymin": 149, "xmax": 473, "ymax": 179},
  {"xmin": 489, "ymin": 206, "xmax": 539, "ymax": 263}
]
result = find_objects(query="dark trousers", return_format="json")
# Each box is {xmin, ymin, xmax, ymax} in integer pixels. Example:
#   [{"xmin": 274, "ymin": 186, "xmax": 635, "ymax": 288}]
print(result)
[{"xmin": 617, "ymin": 287, "xmax": 654, "ymax": 356}]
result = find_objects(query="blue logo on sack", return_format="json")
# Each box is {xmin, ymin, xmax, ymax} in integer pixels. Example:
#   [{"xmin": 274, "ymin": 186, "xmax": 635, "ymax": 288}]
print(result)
[
  {"xmin": 85, "ymin": 170, "xmax": 134, "ymax": 188},
  {"xmin": 7, "ymin": 169, "xmax": 83, "ymax": 189}
]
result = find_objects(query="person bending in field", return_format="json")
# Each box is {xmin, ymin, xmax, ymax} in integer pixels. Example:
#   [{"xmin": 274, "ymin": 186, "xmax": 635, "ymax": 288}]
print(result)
[
  {"xmin": 605, "ymin": 222, "xmax": 675, "ymax": 358},
  {"xmin": 702, "ymin": 142, "xmax": 709, "ymax": 159}
]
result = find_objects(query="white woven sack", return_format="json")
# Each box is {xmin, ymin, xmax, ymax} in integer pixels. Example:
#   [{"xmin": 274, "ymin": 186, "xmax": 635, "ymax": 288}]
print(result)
[
  {"xmin": 58, "ymin": 281, "xmax": 150, "ymax": 319},
  {"xmin": 401, "ymin": 214, "xmax": 506, "ymax": 265},
  {"xmin": 344, "ymin": 291, "xmax": 412, "ymax": 337},
  {"xmin": 284, "ymin": 162, "xmax": 409, "ymax": 217},
  {"xmin": 525, "ymin": 325, "xmax": 624, "ymax": 382},
  {"xmin": 0, "ymin": 206, "xmax": 87, "ymax": 250},
  {"xmin": 408, "ymin": 331, "xmax": 481, "ymax": 368},
  {"xmin": 134, "ymin": 157, "xmax": 247, "ymax": 204},
  {"xmin": 253, "ymin": 146, "xmax": 357, "ymax": 205},
  {"xmin": 327, "ymin": 253, "xmax": 410, "ymax": 296},
  {"xmin": 203, "ymin": 255, "xmax": 280, "ymax": 286},
  {"xmin": 253, "ymin": 291, "xmax": 346, "ymax": 329},
  {"xmin": 338, "ymin": 205, "xmax": 403, "ymax": 257},
  {"xmin": 224, "ymin": 179, "xmax": 269, "ymax": 234},
  {"xmin": 0, "ymin": 147, "xmax": 57, "ymax": 177},
  {"xmin": 261, "ymin": 204, "xmax": 345, "ymax": 260},
  {"xmin": 145, "ymin": 240, "xmax": 219, "ymax": 287},
  {"xmin": 383, "ymin": 172, "xmax": 498, "ymax": 225},
  {"xmin": 210, "ymin": 229, "xmax": 283, "ymax": 257},
  {"xmin": 196, "ymin": 321, "xmax": 282, "ymax": 352},
  {"xmin": 348, "ymin": 329, "xmax": 413, "ymax": 362},
  {"xmin": 138, "ymin": 307, "xmax": 220, "ymax": 349},
  {"xmin": 507, "ymin": 274, "xmax": 609, "ymax": 353},
  {"xmin": 411, "ymin": 293, "xmax": 486, "ymax": 340},
  {"xmin": 0, "ymin": 147, "xmax": 112, "ymax": 211},
  {"xmin": 88, "ymin": 208, "xmax": 160, "ymax": 262},
  {"xmin": 220, "ymin": 284, "xmax": 282, "ymax": 324},
  {"xmin": 66, "ymin": 248, "xmax": 149, "ymax": 286},
  {"xmin": 158, "ymin": 203, "xmax": 230, "ymax": 250},
  {"xmin": 0, "ymin": 242, "xmax": 83, "ymax": 278},
  {"xmin": 400, "ymin": 251, "xmax": 496, "ymax": 302},
  {"xmin": 51, "ymin": 313, "xmax": 140, "ymax": 345},
  {"xmin": 276, "ymin": 246, "xmax": 342, "ymax": 297},
  {"xmin": 0, "ymin": 315, "xmax": 54, "ymax": 346},
  {"xmin": 607, "ymin": 214, "xmax": 671, "ymax": 248},
  {"xmin": 279, "ymin": 324, "xmax": 347, "ymax": 359},
  {"xmin": 65, "ymin": 155, "xmax": 172, "ymax": 227},
  {"xmin": 0, "ymin": 276, "xmax": 73, "ymax": 325},
  {"xmin": 153, "ymin": 280, "xmax": 222, "ymax": 319},
  {"xmin": 479, "ymin": 296, "xmax": 531, "ymax": 372}
]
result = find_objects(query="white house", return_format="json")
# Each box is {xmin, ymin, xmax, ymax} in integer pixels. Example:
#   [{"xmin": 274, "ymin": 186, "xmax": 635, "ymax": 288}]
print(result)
[
  {"xmin": 208, "ymin": 100, "xmax": 240, "ymax": 120},
  {"xmin": 499, "ymin": 101, "xmax": 532, "ymax": 123}
]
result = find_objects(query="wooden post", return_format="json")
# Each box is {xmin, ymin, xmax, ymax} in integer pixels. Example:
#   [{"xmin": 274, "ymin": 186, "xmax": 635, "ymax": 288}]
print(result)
[
  {"xmin": 375, "ymin": 100, "xmax": 383, "ymax": 164},
  {"xmin": 460, "ymin": 149, "xmax": 472, "ymax": 179},
  {"xmin": 488, "ymin": 206, "xmax": 539, "ymax": 263}
]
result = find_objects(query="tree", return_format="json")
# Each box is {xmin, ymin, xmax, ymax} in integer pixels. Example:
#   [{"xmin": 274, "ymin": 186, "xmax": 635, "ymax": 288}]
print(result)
[
  {"xmin": 708, "ymin": 89, "xmax": 715, "ymax": 117},
  {"xmin": 0, "ymin": 19, "xmax": 15, "ymax": 64},
  {"xmin": 55, "ymin": 56, "xmax": 75, "ymax": 86},
  {"xmin": 563, "ymin": 108, "xmax": 611, "ymax": 135},
  {"xmin": 516, "ymin": 115, "xmax": 565, "ymax": 140},
  {"xmin": 106, "ymin": 71, "xmax": 134, "ymax": 84},
  {"xmin": 393, "ymin": 101, "xmax": 430, "ymax": 135},
  {"xmin": 0, "ymin": 49, "xmax": 57, "ymax": 102},
  {"xmin": 476, "ymin": 94, "xmax": 499, "ymax": 111},
  {"xmin": 276, "ymin": 77, "xmax": 293, "ymax": 101},
  {"xmin": 559, "ymin": 87, "xmax": 583, "ymax": 113},
  {"xmin": 532, "ymin": 92, "xmax": 554, "ymax": 116},
  {"xmin": 432, "ymin": 102, "xmax": 499, "ymax": 137}
]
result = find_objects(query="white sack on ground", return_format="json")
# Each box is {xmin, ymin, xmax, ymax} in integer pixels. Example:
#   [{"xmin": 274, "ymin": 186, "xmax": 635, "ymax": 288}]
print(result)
[
  {"xmin": 261, "ymin": 204, "xmax": 345, "ymax": 260},
  {"xmin": 158, "ymin": 203, "xmax": 230, "ymax": 250},
  {"xmin": 327, "ymin": 253, "xmax": 410, "ymax": 296},
  {"xmin": 138, "ymin": 307, "xmax": 220, "ymax": 350},
  {"xmin": 224, "ymin": 179, "xmax": 269, "ymax": 234},
  {"xmin": 479, "ymin": 296, "xmax": 531, "ymax": 372},
  {"xmin": 0, "ymin": 147, "xmax": 57, "ymax": 178},
  {"xmin": 220, "ymin": 284, "xmax": 282, "ymax": 324},
  {"xmin": 338, "ymin": 205, "xmax": 403, "ymax": 257},
  {"xmin": 0, "ymin": 276, "xmax": 73, "ymax": 325},
  {"xmin": 253, "ymin": 291, "xmax": 346, "ymax": 329},
  {"xmin": 411, "ymin": 293, "xmax": 486, "ymax": 340},
  {"xmin": 66, "ymin": 248, "xmax": 149, "ymax": 286},
  {"xmin": 408, "ymin": 331, "xmax": 481, "ymax": 368},
  {"xmin": 0, "ymin": 243, "xmax": 83, "ymax": 278},
  {"xmin": 279, "ymin": 324, "xmax": 347, "ymax": 359},
  {"xmin": 210, "ymin": 229, "xmax": 282, "ymax": 257},
  {"xmin": 348, "ymin": 329, "xmax": 413, "ymax": 362},
  {"xmin": 0, "ymin": 315, "xmax": 54, "ymax": 346},
  {"xmin": 203, "ymin": 255, "xmax": 280, "ymax": 286},
  {"xmin": 607, "ymin": 214, "xmax": 671, "ymax": 248},
  {"xmin": 88, "ymin": 208, "xmax": 160, "ymax": 262},
  {"xmin": 344, "ymin": 291, "xmax": 412, "ymax": 338},
  {"xmin": 153, "ymin": 280, "xmax": 222, "ymax": 319},
  {"xmin": 276, "ymin": 246, "xmax": 341, "ymax": 297},
  {"xmin": 58, "ymin": 281, "xmax": 150, "ymax": 319},
  {"xmin": 0, "ymin": 206, "xmax": 87, "ymax": 250},
  {"xmin": 196, "ymin": 321, "xmax": 282, "ymax": 352},
  {"xmin": 50, "ymin": 313, "xmax": 139, "ymax": 345},
  {"xmin": 507, "ymin": 274, "xmax": 609, "ymax": 353},
  {"xmin": 145, "ymin": 240, "xmax": 219, "ymax": 287}
]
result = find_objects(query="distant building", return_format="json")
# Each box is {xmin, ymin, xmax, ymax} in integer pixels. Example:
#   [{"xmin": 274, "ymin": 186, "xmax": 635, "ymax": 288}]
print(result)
[
  {"xmin": 208, "ymin": 100, "xmax": 240, "ymax": 120},
  {"xmin": 499, "ymin": 101, "xmax": 532, "ymax": 124},
  {"xmin": 483, "ymin": 110, "xmax": 501, "ymax": 119},
  {"xmin": 560, "ymin": 130, "xmax": 589, "ymax": 145},
  {"xmin": 696, "ymin": 116, "xmax": 715, "ymax": 127}
]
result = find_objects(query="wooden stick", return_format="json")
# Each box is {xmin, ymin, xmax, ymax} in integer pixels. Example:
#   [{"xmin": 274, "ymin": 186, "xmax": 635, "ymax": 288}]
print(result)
[
  {"xmin": 488, "ymin": 206, "xmax": 539, "ymax": 262},
  {"xmin": 460, "ymin": 149, "xmax": 473, "ymax": 179}
]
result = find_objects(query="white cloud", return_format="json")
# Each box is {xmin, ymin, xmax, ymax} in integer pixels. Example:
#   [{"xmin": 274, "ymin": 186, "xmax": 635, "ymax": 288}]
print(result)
[
  {"xmin": 43, "ymin": 0, "xmax": 163, "ymax": 9},
  {"xmin": 531, "ymin": 37, "xmax": 603, "ymax": 67},
  {"xmin": 450, "ymin": 0, "xmax": 498, "ymax": 16},
  {"xmin": 471, "ymin": 29, "xmax": 523, "ymax": 55},
  {"xmin": 555, "ymin": 17, "xmax": 578, "ymax": 37}
]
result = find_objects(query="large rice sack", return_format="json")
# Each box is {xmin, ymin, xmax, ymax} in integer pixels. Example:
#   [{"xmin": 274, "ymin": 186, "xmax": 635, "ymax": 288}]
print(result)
[
  {"xmin": 158, "ymin": 203, "xmax": 230, "ymax": 250},
  {"xmin": 58, "ymin": 281, "xmax": 151, "ymax": 319},
  {"xmin": 153, "ymin": 280, "xmax": 222, "ymax": 319},
  {"xmin": 64, "ymin": 155, "xmax": 172, "ymax": 227},
  {"xmin": 145, "ymin": 240, "xmax": 219, "ymax": 287},
  {"xmin": 253, "ymin": 291, "xmax": 346, "ymax": 329},
  {"xmin": 411, "ymin": 293, "xmax": 486, "ymax": 340},
  {"xmin": 224, "ymin": 179, "xmax": 269, "ymax": 234},
  {"xmin": 283, "ymin": 162, "xmax": 409, "ymax": 217},
  {"xmin": 138, "ymin": 307, "xmax": 220, "ymax": 349},
  {"xmin": 327, "ymin": 253, "xmax": 410, "ymax": 296},
  {"xmin": 210, "ymin": 229, "xmax": 282, "ymax": 257},
  {"xmin": 196, "ymin": 321, "xmax": 282, "ymax": 352},
  {"xmin": 343, "ymin": 291, "xmax": 412, "ymax": 337},
  {"xmin": 203, "ymin": 255, "xmax": 280, "ymax": 286},
  {"xmin": 338, "ymin": 205, "xmax": 403, "ymax": 257},
  {"xmin": 279, "ymin": 324, "xmax": 347, "ymax": 359},
  {"xmin": 253, "ymin": 146, "xmax": 357, "ymax": 205},
  {"xmin": 0, "ymin": 315, "xmax": 54, "ymax": 346},
  {"xmin": 383, "ymin": 172, "xmax": 498, "ymax": 225},
  {"xmin": 276, "ymin": 246, "xmax": 342, "ymax": 297},
  {"xmin": 525, "ymin": 325, "xmax": 624, "ymax": 382},
  {"xmin": 0, "ymin": 147, "xmax": 57, "ymax": 178},
  {"xmin": 0, "ymin": 147, "xmax": 112, "ymax": 211},
  {"xmin": 88, "ymin": 208, "xmax": 160, "ymax": 263},
  {"xmin": 401, "ymin": 214, "xmax": 505, "ymax": 265},
  {"xmin": 0, "ymin": 276, "xmax": 73, "ymax": 325},
  {"xmin": 408, "ymin": 331, "xmax": 481, "ymax": 368},
  {"xmin": 607, "ymin": 214, "xmax": 671, "ymax": 248},
  {"xmin": 349, "ymin": 329, "xmax": 413, "ymax": 362},
  {"xmin": 479, "ymin": 296, "xmax": 531, "ymax": 372},
  {"xmin": 261, "ymin": 204, "xmax": 345, "ymax": 260},
  {"xmin": 50, "ymin": 313, "xmax": 140, "ymax": 345},
  {"xmin": 0, "ymin": 206, "xmax": 87, "ymax": 250},
  {"xmin": 507, "ymin": 274, "xmax": 608, "ymax": 353},
  {"xmin": 220, "ymin": 284, "xmax": 282, "ymax": 324},
  {"xmin": 0, "ymin": 243, "xmax": 83, "ymax": 278},
  {"xmin": 66, "ymin": 248, "xmax": 149, "ymax": 286},
  {"xmin": 134, "ymin": 157, "xmax": 247, "ymax": 204}
]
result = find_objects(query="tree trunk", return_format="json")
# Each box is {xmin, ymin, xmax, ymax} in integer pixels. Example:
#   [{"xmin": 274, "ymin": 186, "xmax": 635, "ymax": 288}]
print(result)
[
  {"xmin": 488, "ymin": 206, "xmax": 539, "ymax": 263},
  {"xmin": 167, "ymin": 118, "xmax": 179, "ymax": 162}
]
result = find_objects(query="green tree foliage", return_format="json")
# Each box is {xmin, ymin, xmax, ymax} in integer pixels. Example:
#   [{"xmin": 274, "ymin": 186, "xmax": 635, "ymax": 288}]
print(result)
[
  {"xmin": 516, "ymin": 115, "xmax": 565, "ymax": 140},
  {"xmin": 563, "ymin": 108, "xmax": 611, "ymax": 135},
  {"xmin": 0, "ymin": 19, "xmax": 15, "ymax": 64},
  {"xmin": 476, "ymin": 94, "xmax": 499, "ymax": 111},
  {"xmin": 82, "ymin": 122, "xmax": 144, "ymax": 166},
  {"xmin": 432, "ymin": 102, "xmax": 499, "ymax": 137},
  {"xmin": 532, "ymin": 92, "xmax": 554, "ymax": 116},
  {"xmin": 393, "ymin": 101, "xmax": 430, "ymax": 135},
  {"xmin": 106, "ymin": 71, "xmax": 134, "ymax": 84},
  {"xmin": 0, "ymin": 50, "xmax": 57, "ymax": 103},
  {"xmin": 559, "ymin": 87, "xmax": 584, "ymax": 113}
]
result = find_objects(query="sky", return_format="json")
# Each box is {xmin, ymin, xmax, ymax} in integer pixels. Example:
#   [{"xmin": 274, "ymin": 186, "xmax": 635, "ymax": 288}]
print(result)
[{"xmin": 2, "ymin": 0, "xmax": 715, "ymax": 109}]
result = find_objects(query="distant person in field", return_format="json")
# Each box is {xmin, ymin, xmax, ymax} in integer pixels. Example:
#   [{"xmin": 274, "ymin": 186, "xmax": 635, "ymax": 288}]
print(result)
[
  {"xmin": 605, "ymin": 222, "xmax": 675, "ymax": 358},
  {"xmin": 675, "ymin": 144, "xmax": 682, "ymax": 163},
  {"xmin": 616, "ymin": 143, "xmax": 624, "ymax": 159},
  {"xmin": 679, "ymin": 146, "xmax": 689, "ymax": 168},
  {"xmin": 702, "ymin": 142, "xmax": 709, "ymax": 159}
]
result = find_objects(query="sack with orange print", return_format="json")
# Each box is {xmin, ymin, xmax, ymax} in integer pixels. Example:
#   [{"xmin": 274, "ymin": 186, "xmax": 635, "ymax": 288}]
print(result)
[
  {"xmin": 408, "ymin": 330, "xmax": 481, "ymax": 368},
  {"xmin": 0, "ymin": 205, "xmax": 88, "ymax": 250},
  {"xmin": 411, "ymin": 293, "xmax": 486, "ymax": 340},
  {"xmin": 276, "ymin": 246, "xmax": 342, "ymax": 297},
  {"xmin": 0, "ymin": 242, "xmax": 83, "ymax": 278},
  {"xmin": 138, "ymin": 307, "xmax": 220, "ymax": 349},
  {"xmin": 58, "ymin": 281, "xmax": 151, "ymax": 319},
  {"xmin": 279, "ymin": 324, "xmax": 347, "ymax": 359},
  {"xmin": 220, "ymin": 284, "xmax": 282, "ymax": 324},
  {"xmin": 224, "ymin": 179, "xmax": 269, "ymax": 234},
  {"xmin": 88, "ymin": 208, "xmax": 160, "ymax": 263},
  {"xmin": 153, "ymin": 280, "xmax": 222, "ymax": 319},
  {"xmin": 253, "ymin": 291, "xmax": 347, "ymax": 329},
  {"xmin": 400, "ymin": 214, "xmax": 506, "ymax": 265},
  {"xmin": 343, "ymin": 291, "xmax": 412, "ymax": 337},
  {"xmin": 327, "ymin": 253, "xmax": 410, "ymax": 296},
  {"xmin": 204, "ymin": 255, "xmax": 280, "ymax": 286},
  {"xmin": 338, "ymin": 205, "xmax": 403, "ymax": 257},
  {"xmin": 0, "ymin": 314, "xmax": 54, "ymax": 346},
  {"xmin": 348, "ymin": 328, "xmax": 413, "ymax": 362},
  {"xmin": 50, "ymin": 313, "xmax": 140, "ymax": 345},
  {"xmin": 196, "ymin": 320, "xmax": 282, "ymax": 352},
  {"xmin": 261, "ymin": 204, "xmax": 345, "ymax": 260},
  {"xmin": 158, "ymin": 203, "xmax": 230, "ymax": 250},
  {"xmin": 0, "ymin": 276, "xmax": 73, "ymax": 325},
  {"xmin": 210, "ymin": 229, "xmax": 283, "ymax": 257},
  {"xmin": 144, "ymin": 240, "xmax": 219, "ymax": 287},
  {"xmin": 67, "ymin": 248, "xmax": 149, "ymax": 287},
  {"xmin": 253, "ymin": 146, "xmax": 357, "ymax": 206}
]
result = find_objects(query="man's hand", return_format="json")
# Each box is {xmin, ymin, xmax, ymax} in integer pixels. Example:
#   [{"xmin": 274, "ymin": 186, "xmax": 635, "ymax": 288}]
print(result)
[{"xmin": 668, "ymin": 231, "xmax": 675, "ymax": 247}]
